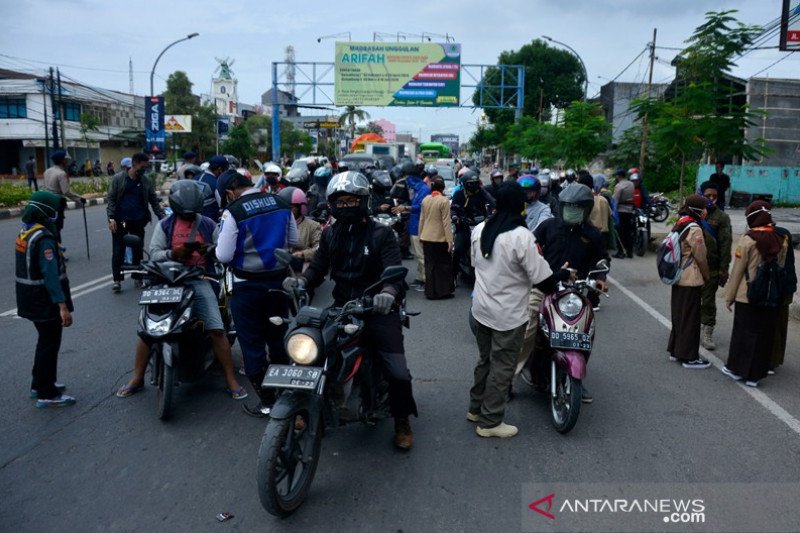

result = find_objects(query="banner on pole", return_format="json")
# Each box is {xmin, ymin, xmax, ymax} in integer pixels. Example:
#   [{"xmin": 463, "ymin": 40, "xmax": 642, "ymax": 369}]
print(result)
[
  {"xmin": 780, "ymin": 0, "xmax": 800, "ymax": 51},
  {"xmin": 164, "ymin": 114, "xmax": 192, "ymax": 133},
  {"xmin": 145, "ymin": 96, "xmax": 165, "ymax": 154},
  {"xmin": 334, "ymin": 42, "xmax": 461, "ymax": 107}
]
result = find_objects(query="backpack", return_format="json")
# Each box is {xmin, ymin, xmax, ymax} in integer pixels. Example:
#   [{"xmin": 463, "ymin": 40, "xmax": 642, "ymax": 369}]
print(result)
[
  {"xmin": 745, "ymin": 258, "xmax": 787, "ymax": 308},
  {"xmin": 656, "ymin": 223, "xmax": 697, "ymax": 285}
]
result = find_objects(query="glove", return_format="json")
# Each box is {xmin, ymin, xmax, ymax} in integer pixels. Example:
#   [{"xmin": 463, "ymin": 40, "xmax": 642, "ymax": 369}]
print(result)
[
  {"xmin": 282, "ymin": 276, "xmax": 305, "ymax": 293},
  {"xmin": 372, "ymin": 291, "xmax": 395, "ymax": 315},
  {"xmin": 171, "ymin": 245, "xmax": 193, "ymax": 261}
]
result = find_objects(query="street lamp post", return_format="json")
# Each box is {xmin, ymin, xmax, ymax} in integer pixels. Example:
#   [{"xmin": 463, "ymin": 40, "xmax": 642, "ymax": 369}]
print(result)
[
  {"xmin": 150, "ymin": 33, "xmax": 200, "ymax": 96},
  {"xmin": 542, "ymin": 35, "xmax": 588, "ymax": 101}
]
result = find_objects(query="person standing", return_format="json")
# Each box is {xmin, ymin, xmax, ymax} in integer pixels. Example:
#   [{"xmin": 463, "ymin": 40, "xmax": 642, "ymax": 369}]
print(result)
[
  {"xmin": 468, "ymin": 183, "xmax": 558, "ymax": 438},
  {"xmin": 722, "ymin": 201, "xmax": 789, "ymax": 387},
  {"xmin": 612, "ymin": 168, "xmax": 634, "ymax": 258},
  {"xmin": 195, "ymin": 155, "xmax": 229, "ymax": 221},
  {"xmin": 708, "ymin": 162, "xmax": 731, "ymax": 210},
  {"xmin": 15, "ymin": 192, "xmax": 76, "ymax": 408},
  {"xmin": 667, "ymin": 195, "xmax": 711, "ymax": 369},
  {"xmin": 43, "ymin": 150, "xmax": 86, "ymax": 240},
  {"xmin": 395, "ymin": 164, "xmax": 430, "ymax": 291},
  {"xmin": 106, "ymin": 161, "xmax": 115, "ymax": 176},
  {"xmin": 418, "ymin": 178, "xmax": 454, "ymax": 299},
  {"xmin": 770, "ymin": 226, "xmax": 797, "ymax": 374},
  {"xmin": 106, "ymin": 152, "xmax": 165, "ymax": 293},
  {"xmin": 25, "ymin": 155, "xmax": 38, "ymax": 191},
  {"xmin": 503, "ymin": 163, "xmax": 520, "ymax": 183},
  {"xmin": 698, "ymin": 181, "xmax": 732, "ymax": 350},
  {"xmin": 176, "ymin": 151, "xmax": 197, "ymax": 180}
]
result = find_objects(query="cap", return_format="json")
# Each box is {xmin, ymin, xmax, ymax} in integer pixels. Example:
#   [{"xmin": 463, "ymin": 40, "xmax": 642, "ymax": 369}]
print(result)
[
  {"xmin": 50, "ymin": 150, "xmax": 69, "ymax": 163},
  {"xmin": 120, "ymin": 157, "xmax": 132, "ymax": 168},
  {"xmin": 182, "ymin": 151, "xmax": 196, "ymax": 160},
  {"xmin": 615, "ymin": 168, "xmax": 626, "ymax": 177},
  {"xmin": 208, "ymin": 155, "xmax": 229, "ymax": 169}
]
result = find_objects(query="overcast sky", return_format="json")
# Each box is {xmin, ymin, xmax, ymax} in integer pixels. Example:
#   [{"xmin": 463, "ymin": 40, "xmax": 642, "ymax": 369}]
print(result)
[{"xmin": 1, "ymin": 0, "xmax": 796, "ymax": 143}]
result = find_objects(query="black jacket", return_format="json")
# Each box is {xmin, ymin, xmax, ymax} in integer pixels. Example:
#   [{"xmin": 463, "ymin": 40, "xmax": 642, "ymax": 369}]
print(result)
[
  {"xmin": 534, "ymin": 217, "xmax": 608, "ymax": 279},
  {"xmin": 106, "ymin": 171, "xmax": 165, "ymax": 222},
  {"xmin": 450, "ymin": 188, "xmax": 495, "ymax": 226},
  {"xmin": 303, "ymin": 220, "xmax": 404, "ymax": 304}
]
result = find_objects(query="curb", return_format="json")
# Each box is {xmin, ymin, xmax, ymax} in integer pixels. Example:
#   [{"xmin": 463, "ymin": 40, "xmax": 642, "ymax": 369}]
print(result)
[{"xmin": 0, "ymin": 190, "xmax": 169, "ymax": 220}]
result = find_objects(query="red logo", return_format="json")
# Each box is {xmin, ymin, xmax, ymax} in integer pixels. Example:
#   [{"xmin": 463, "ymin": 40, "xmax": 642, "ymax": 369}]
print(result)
[{"xmin": 529, "ymin": 493, "xmax": 556, "ymax": 520}]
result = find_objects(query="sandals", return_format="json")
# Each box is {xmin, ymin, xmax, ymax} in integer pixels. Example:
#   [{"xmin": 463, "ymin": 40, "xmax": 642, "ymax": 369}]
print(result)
[
  {"xmin": 116, "ymin": 383, "xmax": 144, "ymax": 398},
  {"xmin": 226, "ymin": 387, "xmax": 248, "ymax": 401}
]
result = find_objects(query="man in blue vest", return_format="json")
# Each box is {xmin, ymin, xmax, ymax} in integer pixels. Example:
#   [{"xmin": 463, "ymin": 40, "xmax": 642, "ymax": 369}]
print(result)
[
  {"xmin": 15, "ymin": 191, "xmax": 76, "ymax": 408},
  {"xmin": 196, "ymin": 155, "xmax": 229, "ymax": 221},
  {"xmin": 215, "ymin": 170, "xmax": 299, "ymax": 416}
]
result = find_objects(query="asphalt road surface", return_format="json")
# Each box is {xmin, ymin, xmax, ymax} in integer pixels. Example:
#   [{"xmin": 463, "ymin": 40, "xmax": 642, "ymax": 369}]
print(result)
[{"xmin": 1, "ymin": 204, "xmax": 799, "ymax": 532}]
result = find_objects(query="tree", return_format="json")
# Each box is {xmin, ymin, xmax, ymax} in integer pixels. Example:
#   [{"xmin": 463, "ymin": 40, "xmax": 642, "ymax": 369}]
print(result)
[
  {"xmin": 221, "ymin": 123, "xmax": 254, "ymax": 163},
  {"xmin": 338, "ymin": 105, "xmax": 370, "ymax": 140},
  {"xmin": 558, "ymin": 101, "xmax": 611, "ymax": 168},
  {"xmin": 364, "ymin": 121, "xmax": 384, "ymax": 135},
  {"xmin": 163, "ymin": 70, "xmax": 216, "ymax": 157},
  {"xmin": 78, "ymin": 112, "xmax": 99, "ymax": 162}
]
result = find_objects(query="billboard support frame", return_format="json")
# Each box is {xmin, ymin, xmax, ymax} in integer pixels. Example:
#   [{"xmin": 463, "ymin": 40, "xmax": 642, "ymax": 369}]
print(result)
[{"xmin": 269, "ymin": 60, "xmax": 524, "ymax": 162}]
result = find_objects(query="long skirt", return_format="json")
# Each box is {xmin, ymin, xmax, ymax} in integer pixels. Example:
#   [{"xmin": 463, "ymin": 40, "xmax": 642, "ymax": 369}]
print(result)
[
  {"xmin": 727, "ymin": 302, "xmax": 778, "ymax": 382},
  {"xmin": 769, "ymin": 299, "xmax": 791, "ymax": 370},
  {"xmin": 422, "ymin": 240, "xmax": 454, "ymax": 300},
  {"xmin": 667, "ymin": 285, "xmax": 701, "ymax": 361}
]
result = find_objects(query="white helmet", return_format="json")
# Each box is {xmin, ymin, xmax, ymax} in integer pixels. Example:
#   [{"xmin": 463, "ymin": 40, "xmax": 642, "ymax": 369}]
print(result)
[{"xmin": 264, "ymin": 163, "xmax": 282, "ymax": 177}]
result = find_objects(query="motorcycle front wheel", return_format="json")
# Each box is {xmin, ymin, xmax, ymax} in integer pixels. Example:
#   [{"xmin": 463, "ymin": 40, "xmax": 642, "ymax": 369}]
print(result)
[
  {"xmin": 635, "ymin": 229, "xmax": 647, "ymax": 257},
  {"xmin": 257, "ymin": 410, "xmax": 323, "ymax": 517},
  {"xmin": 550, "ymin": 362, "xmax": 582, "ymax": 434},
  {"xmin": 156, "ymin": 344, "xmax": 175, "ymax": 421},
  {"xmin": 652, "ymin": 205, "xmax": 669, "ymax": 223}
]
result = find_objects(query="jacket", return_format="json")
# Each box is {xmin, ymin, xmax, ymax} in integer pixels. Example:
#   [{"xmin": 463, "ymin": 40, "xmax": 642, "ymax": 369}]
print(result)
[
  {"xmin": 450, "ymin": 188, "xmax": 494, "ymax": 227},
  {"xmin": 196, "ymin": 171, "xmax": 220, "ymax": 221},
  {"xmin": 725, "ymin": 233, "xmax": 789, "ymax": 305},
  {"xmin": 588, "ymin": 195, "xmax": 611, "ymax": 233},
  {"xmin": 677, "ymin": 225, "xmax": 709, "ymax": 287},
  {"xmin": 106, "ymin": 171, "xmax": 165, "ymax": 222},
  {"xmin": 700, "ymin": 206, "xmax": 732, "ymax": 273},
  {"xmin": 525, "ymin": 201, "xmax": 553, "ymax": 233},
  {"xmin": 418, "ymin": 193, "xmax": 453, "ymax": 244},
  {"xmin": 150, "ymin": 214, "xmax": 219, "ymax": 274},
  {"xmin": 15, "ymin": 223, "xmax": 73, "ymax": 321},
  {"xmin": 406, "ymin": 175, "xmax": 430, "ymax": 236},
  {"xmin": 296, "ymin": 216, "xmax": 322, "ymax": 262},
  {"xmin": 534, "ymin": 218, "xmax": 608, "ymax": 279}
]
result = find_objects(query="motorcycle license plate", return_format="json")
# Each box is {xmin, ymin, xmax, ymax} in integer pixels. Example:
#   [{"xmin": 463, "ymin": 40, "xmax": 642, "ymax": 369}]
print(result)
[
  {"xmin": 262, "ymin": 365, "xmax": 322, "ymax": 390},
  {"xmin": 138, "ymin": 287, "xmax": 183, "ymax": 304},
  {"xmin": 549, "ymin": 331, "xmax": 592, "ymax": 351}
]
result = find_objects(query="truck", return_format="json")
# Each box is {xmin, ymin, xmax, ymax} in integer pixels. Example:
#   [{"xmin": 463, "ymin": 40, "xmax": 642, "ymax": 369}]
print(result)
[{"xmin": 363, "ymin": 142, "xmax": 415, "ymax": 165}]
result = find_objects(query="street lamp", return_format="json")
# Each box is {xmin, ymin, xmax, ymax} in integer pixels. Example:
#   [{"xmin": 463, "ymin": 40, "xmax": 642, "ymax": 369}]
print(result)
[
  {"xmin": 150, "ymin": 33, "xmax": 200, "ymax": 96},
  {"xmin": 542, "ymin": 35, "xmax": 588, "ymax": 101}
]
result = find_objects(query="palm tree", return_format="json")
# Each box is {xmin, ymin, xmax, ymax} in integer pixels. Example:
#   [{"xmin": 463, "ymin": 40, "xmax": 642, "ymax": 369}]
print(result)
[{"xmin": 338, "ymin": 105, "xmax": 370, "ymax": 144}]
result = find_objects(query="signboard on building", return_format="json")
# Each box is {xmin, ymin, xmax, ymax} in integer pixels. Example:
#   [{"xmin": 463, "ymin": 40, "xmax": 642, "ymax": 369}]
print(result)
[
  {"xmin": 334, "ymin": 42, "xmax": 461, "ymax": 107},
  {"xmin": 164, "ymin": 114, "xmax": 192, "ymax": 133},
  {"xmin": 431, "ymin": 134, "xmax": 459, "ymax": 154},
  {"xmin": 145, "ymin": 96, "xmax": 165, "ymax": 154},
  {"xmin": 780, "ymin": 0, "xmax": 800, "ymax": 51}
]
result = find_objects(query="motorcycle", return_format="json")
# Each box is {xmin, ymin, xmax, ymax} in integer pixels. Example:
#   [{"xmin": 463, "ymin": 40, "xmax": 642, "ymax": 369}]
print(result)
[
  {"xmin": 255, "ymin": 249, "xmax": 413, "ymax": 517},
  {"xmin": 529, "ymin": 260, "xmax": 609, "ymax": 434},
  {"xmin": 633, "ymin": 207, "xmax": 651, "ymax": 257},
  {"xmin": 372, "ymin": 212, "xmax": 401, "ymax": 240},
  {"xmin": 122, "ymin": 235, "xmax": 235, "ymax": 420},
  {"xmin": 452, "ymin": 214, "xmax": 485, "ymax": 285},
  {"xmin": 647, "ymin": 194, "xmax": 672, "ymax": 223}
]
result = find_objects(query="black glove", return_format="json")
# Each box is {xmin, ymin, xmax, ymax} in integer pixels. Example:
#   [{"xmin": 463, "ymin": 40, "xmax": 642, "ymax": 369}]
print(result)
[{"xmin": 373, "ymin": 292, "xmax": 395, "ymax": 315}]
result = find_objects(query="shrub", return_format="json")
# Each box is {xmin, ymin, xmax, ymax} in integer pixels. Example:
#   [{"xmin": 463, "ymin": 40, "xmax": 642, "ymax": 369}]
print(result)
[{"xmin": 0, "ymin": 183, "xmax": 32, "ymax": 207}]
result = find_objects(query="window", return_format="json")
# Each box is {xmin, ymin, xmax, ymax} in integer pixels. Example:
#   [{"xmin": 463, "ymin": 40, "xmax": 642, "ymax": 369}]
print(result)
[
  {"xmin": 0, "ymin": 97, "xmax": 27, "ymax": 118},
  {"xmin": 55, "ymin": 101, "xmax": 81, "ymax": 122}
]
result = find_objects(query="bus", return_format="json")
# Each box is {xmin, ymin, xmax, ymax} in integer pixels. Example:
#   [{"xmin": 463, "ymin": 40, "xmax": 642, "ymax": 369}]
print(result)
[{"xmin": 418, "ymin": 142, "xmax": 452, "ymax": 162}]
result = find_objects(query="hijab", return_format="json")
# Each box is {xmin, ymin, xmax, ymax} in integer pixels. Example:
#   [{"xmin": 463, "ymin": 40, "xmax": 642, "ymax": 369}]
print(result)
[
  {"xmin": 745, "ymin": 200, "xmax": 784, "ymax": 260},
  {"xmin": 672, "ymin": 194, "xmax": 706, "ymax": 232},
  {"xmin": 479, "ymin": 182, "xmax": 526, "ymax": 258},
  {"xmin": 22, "ymin": 191, "xmax": 61, "ymax": 235}
]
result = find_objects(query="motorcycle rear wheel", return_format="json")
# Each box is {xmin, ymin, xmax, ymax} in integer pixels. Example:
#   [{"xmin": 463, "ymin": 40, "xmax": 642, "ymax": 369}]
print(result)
[
  {"xmin": 257, "ymin": 410, "xmax": 322, "ymax": 517},
  {"xmin": 550, "ymin": 363, "xmax": 582, "ymax": 434},
  {"xmin": 635, "ymin": 229, "xmax": 647, "ymax": 257},
  {"xmin": 652, "ymin": 205, "xmax": 669, "ymax": 223}
]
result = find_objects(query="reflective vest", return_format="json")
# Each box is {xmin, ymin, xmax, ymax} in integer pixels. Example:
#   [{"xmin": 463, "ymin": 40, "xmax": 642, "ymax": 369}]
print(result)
[
  {"xmin": 15, "ymin": 224, "xmax": 72, "ymax": 321},
  {"xmin": 226, "ymin": 192, "xmax": 293, "ymax": 280}
]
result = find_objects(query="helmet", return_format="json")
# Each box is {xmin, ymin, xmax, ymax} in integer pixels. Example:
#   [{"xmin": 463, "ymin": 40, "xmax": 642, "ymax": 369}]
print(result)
[
  {"xmin": 541, "ymin": 168, "xmax": 551, "ymax": 176},
  {"xmin": 285, "ymin": 168, "xmax": 309, "ymax": 185},
  {"xmin": 168, "ymin": 180, "xmax": 205, "ymax": 217},
  {"xmin": 313, "ymin": 165, "xmax": 333, "ymax": 189},
  {"xmin": 399, "ymin": 160, "xmax": 415, "ymax": 177},
  {"xmin": 628, "ymin": 167, "xmax": 639, "ymax": 175},
  {"xmin": 459, "ymin": 169, "xmax": 479, "ymax": 185},
  {"xmin": 120, "ymin": 157, "xmax": 132, "ymax": 169},
  {"xmin": 414, "ymin": 161, "xmax": 425, "ymax": 174},
  {"xmin": 629, "ymin": 172, "xmax": 641, "ymax": 182},
  {"xmin": 565, "ymin": 169, "xmax": 577, "ymax": 182},
  {"xmin": 490, "ymin": 169, "xmax": 503, "ymax": 180},
  {"xmin": 264, "ymin": 163, "xmax": 282, "ymax": 178},
  {"xmin": 215, "ymin": 168, "xmax": 253, "ymax": 210},
  {"xmin": 530, "ymin": 165, "xmax": 539, "ymax": 175},
  {"xmin": 182, "ymin": 164, "xmax": 203, "ymax": 180},
  {"xmin": 558, "ymin": 183, "xmax": 594, "ymax": 225},
  {"xmin": 424, "ymin": 164, "xmax": 439, "ymax": 177},
  {"xmin": 236, "ymin": 168, "xmax": 252, "ymax": 179},
  {"xmin": 517, "ymin": 175, "xmax": 541, "ymax": 194},
  {"xmin": 457, "ymin": 166, "xmax": 471, "ymax": 178},
  {"xmin": 390, "ymin": 164, "xmax": 404, "ymax": 182},
  {"xmin": 538, "ymin": 174, "xmax": 550, "ymax": 197},
  {"xmin": 371, "ymin": 170, "xmax": 392, "ymax": 192},
  {"xmin": 278, "ymin": 186, "xmax": 308, "ymax": 216},
  {"xmin": 337, "ymin": 161, "xmax": 350, "ymax": 172},
  {"xmin": 326, "ymin": 171, "xmax": 371, "ymax": 222}
]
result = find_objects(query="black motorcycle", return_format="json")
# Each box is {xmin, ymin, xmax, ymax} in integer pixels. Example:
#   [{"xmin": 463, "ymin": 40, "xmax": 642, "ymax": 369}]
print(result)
[
  {"xmin": 256, "ymin": 249, "xmax": 412, "ymax": 517},
  {"xmin": 647, "ymin": 194, "xmax": 672, "ymax": 223},
  {"xmin": 452, "ymin": 214, "xmax": 485, "ymax": 285},
  {"xmin": 633, "ymin": 207, "xmax": 651, "ymax": 257}
]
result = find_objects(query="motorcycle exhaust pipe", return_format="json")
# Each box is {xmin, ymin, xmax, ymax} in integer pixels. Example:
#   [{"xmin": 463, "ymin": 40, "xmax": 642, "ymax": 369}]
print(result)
[{"xmin": 550, "ymin": 360, "xmax": 556, "ymax": 398}]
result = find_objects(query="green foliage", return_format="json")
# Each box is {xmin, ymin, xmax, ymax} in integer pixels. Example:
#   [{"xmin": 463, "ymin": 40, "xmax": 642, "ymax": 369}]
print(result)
[
  {"xmin": 0, "ymin": 182, "xmax": 31, "ymax": 207},
  {"xmin": 163, "ymin": 71, "xmax": 217, "ymax": 158},
  {"xmin": 338, "ymin": 105, "xmax": 370, "ymax": 139},
  {"xmin": 70, "ymin": 177, "xmax": 109, "ymax": 195},
  {"xmin": 502, "ymin": 117, "xmax": 561, "ymax": 166},
  {"xmin": 358, "ymin": 121, "xmax": 384, "ymax": 136},
  {"xmin": 558, "ymin": 101, "xmax": 611, "ymax": 168},
  {"xmin": 221, "ymin": 123, "xmax": 255, "ymax": 163},
  {"xmin": 242, "ymin": 116, "xmax": 313, "ymax": 160},
  {"xmin": 467, "ymin": 125, "xmax": 501, "ymax": 154},
  {"xmin": 281, "ymin": 122, "xmax": 313, "ymax": 157}
]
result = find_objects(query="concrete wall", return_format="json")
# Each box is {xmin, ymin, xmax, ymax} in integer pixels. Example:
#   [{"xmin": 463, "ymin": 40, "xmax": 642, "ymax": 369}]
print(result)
[
  {"xmin": 697, "ymin": 164, "xmax": 800, "ymax": 204},
  {"xmin": 746, "ymin": 78, "xmax": 800, "ymax": 167}
]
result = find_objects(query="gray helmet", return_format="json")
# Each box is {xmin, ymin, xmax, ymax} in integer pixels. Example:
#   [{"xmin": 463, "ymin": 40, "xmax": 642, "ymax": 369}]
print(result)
[
  {"xmin": 168, "ymin": 180, "xmax": 205, "ymax": 217},
  {"xmin": 558, "ymin": 183, "xmax": 594, "ymax": 223},
  {"xmin": 538, "ymin": 174, "xmax": 551, "ymax": 197},
  {"xmin": 326, "ymin": 171, "xmax": 370, "ymax": 201},
  {"xmin": 182, "ymin": 164, "xmax": 203, "ymax": 179}
]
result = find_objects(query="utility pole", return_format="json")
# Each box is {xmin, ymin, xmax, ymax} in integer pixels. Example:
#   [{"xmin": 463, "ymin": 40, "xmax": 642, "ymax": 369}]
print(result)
[
  {"xmin": 57, "ymin": 68, "xmax": 66, "ymax": 157},
  {"xmin": 49, "ymin": 68, "xmax": 59, "ymax": 149},
  {"xmin": 42, "ymin": 77, "xmax": 50, "ymax": 160},
  {"xmin": 638, "ymin": 28, "xmax": 657, "ymax": 175}
]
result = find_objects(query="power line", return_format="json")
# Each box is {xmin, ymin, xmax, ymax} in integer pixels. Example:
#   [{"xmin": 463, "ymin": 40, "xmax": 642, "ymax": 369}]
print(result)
[
  {"xmin": 0, "ymin": 53, "xmax": 151, "ymax": 74},
  {"xmin": 749, "ymin": 51, "xmax": 799, "ymax": 78}
]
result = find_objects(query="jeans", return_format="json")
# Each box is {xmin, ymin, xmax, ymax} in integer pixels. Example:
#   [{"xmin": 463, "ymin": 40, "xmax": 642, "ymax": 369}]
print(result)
[
  {"xmin": 28, "ymin": 177, "xmax": 38, "ymax": 191},
  {"xmin": 31, "ymin": 319, "xmax": 63, "ymax": 399},
  {"xmin": 230, "ymin": 279, "xmax": 288, "ymax": 376},
  {"xmin": 111, "ymin": 219, "xmax": 147, "ymax": 282}
]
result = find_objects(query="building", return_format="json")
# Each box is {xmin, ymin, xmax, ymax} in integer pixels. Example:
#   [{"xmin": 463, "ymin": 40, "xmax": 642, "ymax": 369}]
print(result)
[
  {"xmin": 599, "ymin": 81, "xmax": 670, "ymax": 143},
  {"xmin": 746, "ymin": 77, "xmax": 800, "ymax": 167},
  {"xmin": 373, "ymin": 118, "xmax": 396, "ymax": 142},
  {"xmin": 211, "ymin": 59, "xmax": 238, "ymax": 117},
  {"xmin": 261, "ymin": 88, "xmax": 300, "ymax": 118},
  {"xmin": 0, "ymin": 68, "xmax": 144, "ymax": 175},
  {"xmin": 430, "ymin": 133, "xmax": 459, "ymax": 154}
]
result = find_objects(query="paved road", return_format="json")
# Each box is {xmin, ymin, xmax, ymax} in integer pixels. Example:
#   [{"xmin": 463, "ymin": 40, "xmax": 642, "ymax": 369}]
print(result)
[{"xmin": 1, "ymin": 204, "xmax": 800, "ymax": 531}]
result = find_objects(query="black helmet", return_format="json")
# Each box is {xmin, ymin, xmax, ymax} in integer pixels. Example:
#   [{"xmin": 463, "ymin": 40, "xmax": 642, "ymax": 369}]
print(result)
[
  {"xmin": 424, "ymin": 164, "xmax": 439, "ymax": 177},
  {"xmin": 286, "ymin": 168, "xmax": 309, "ymax": 185},
  {"xmin": 558, "ymin": 183, "xmax": 594, "ymax": 225},
  {"xmin": 327, "ymin": 171, "xmax": 370, "ymax": 222},
  {"xmin": 169, "ymin": 180, "xmax": 205, "ymax": 217},
  {"xmin": 390, "ymin": 164, "xmax": 404, "ymax": 182},
  {"xmin": 399, "ymin": 160, "xmax": 415, "ymax": 177},
  {"xmin": 215, "ymin": 168, "xmax": 253, "ymax": 210},
  {"xmin": 371, "ymin": 170, "xmax": 392, "ymax": 192},
  {"xmin": 414, "ymin": 161, "xmax": 425, "ymax": 174}
]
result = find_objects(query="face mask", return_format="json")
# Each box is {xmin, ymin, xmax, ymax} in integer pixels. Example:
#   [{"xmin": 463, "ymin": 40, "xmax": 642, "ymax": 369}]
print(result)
[
  {"xmin": 562, "ymin": 205, "xmax": 585, "ymax": 225},
  {"xmin": 465, "ymin": 182, "xmax": 480, "ymax": 194},
  {"xmin": 333, "ymin": 206, "xmax": 363, "ymax": 224},
  {"xmin": 135, "ymin": 167, "xmax": 146, "ymax": 178}
]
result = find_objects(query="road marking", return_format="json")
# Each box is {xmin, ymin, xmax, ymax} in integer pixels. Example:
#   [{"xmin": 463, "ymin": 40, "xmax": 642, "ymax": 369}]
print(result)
[
  {"xmin": 608, "ymin": 275, "xmax": 800, "ymax": 437},
  {"xmin": 0, "ymin": 274, "xmax": 114, "ymax": 318}
]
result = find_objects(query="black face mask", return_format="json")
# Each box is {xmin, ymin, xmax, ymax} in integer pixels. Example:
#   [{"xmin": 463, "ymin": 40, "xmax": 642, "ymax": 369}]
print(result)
[
  {"xmin": 332, "ymin": 206, "xmax": 364, "ymax": 224},
  {"xmin": 465, "ymin": 182, "xmax": 480, "ymax": 194}
]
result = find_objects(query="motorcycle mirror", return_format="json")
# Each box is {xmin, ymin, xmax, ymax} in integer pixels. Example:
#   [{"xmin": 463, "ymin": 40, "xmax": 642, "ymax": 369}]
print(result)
[
  {"xmin": 269, "ymin": 316, "xmax": 285, "ymax": 326},
  {"xmin": 273, "ymin": 248, "xmax": 294, "ymax": 268},
  {"xmin": 596, "ymin": 259, "xmax": 609, "ymax": 271},
  {"xmin": 380, "ymin": 265, "xmax": 408, "ymax": 285}
]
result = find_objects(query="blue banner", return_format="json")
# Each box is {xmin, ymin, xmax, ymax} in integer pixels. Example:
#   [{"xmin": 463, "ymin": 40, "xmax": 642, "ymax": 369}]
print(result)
[{"xmin": 145, "ymin": 96, "xmax": 165, "ymax": 154}]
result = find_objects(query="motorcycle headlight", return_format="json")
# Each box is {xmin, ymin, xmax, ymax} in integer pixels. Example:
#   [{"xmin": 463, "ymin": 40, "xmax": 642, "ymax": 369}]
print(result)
[
  {"xmin": 557, "ymin": 293, "xmax": 583, "ymax": 320},
  {"xmin": 287, "ymin": 333, "xmax": 319, "ymax": 365},
  {"xmin": 145, "ymin": 316, "xmax": 172, "ymax": 336}
]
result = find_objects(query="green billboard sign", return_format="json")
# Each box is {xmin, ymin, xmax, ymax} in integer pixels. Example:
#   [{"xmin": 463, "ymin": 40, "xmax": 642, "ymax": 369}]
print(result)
[{"xmin": 335, "ymin": 41, "xmax": 461, "ymax": 107}]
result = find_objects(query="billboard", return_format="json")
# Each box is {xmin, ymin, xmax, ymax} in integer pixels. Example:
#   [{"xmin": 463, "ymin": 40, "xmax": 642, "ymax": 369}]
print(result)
[
  {"xmin": 335, "ymin": 42, "xmax": 461, "ymax": 107},
  {"xmin": 431, "ymin": 134, "xmax": 459, "ymax": 154},
  {"xmin": 164, "ymin": 114, "xmax": 192, "ymax": 133},
  {"xmin": 145, "ymin": 96, "xmax": 165, "ymax": 154},
  {"xmin": 780, "ymin": 0, "xmax": 800, "ymax": 51}
]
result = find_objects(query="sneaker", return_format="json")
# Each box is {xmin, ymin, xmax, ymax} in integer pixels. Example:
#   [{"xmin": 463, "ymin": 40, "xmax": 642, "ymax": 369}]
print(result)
[
  {"xmin": 112, "ymin": 282, "xmax": 122, "ymax": 293},
  {"xmin": 242, "ymin": 400, "xmax": 272, "ymax": 418},
  {"xmin": 745, "ymin": 380, "xmax": 759, "ymax": 388},
  {"xmin": 466, "ymin": 411, "xmax": 480, "ymax": 423},
  {"xmin": 592, "ymin": 305, "xmax": 600, "ymax": 312},
  {"xmin": 394, "ymin": 417, "xmax": 414, "ymax": 450},
  {"xmin": 30, "ymin": 382, "xmax": 66, "ymax": 399},
  {"xmin": 35, "ymin": 394, "xmax": 76, "ymax": 408},
  {"xmin": 767, "ymin": 369, "xmax": 776, "ymax": 376},
  {"xmin": 476, "ymin": 422, "xmax": 518, "ymax": 438},
  {"xmin": 682, "ymin": 358, "xmax": 711, "ymax": 369},
  {"xmin": 721, "ymin": 366, "xmax": 742, "ymax": 381},
  {"xmin": 581, "ymin": 387, "xmax": 593, "ymax": 404},
  {"xmin": 413, "ymin": 283, "xmax": 425, "ymax": 292},
  {"xmin": 668, "ymin": 355, "xmax": 678, "ymax": 362}
]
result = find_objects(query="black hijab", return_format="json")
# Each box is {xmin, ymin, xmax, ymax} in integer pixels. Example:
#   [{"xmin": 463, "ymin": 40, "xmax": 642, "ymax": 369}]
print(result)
[{"xmin": 480, "ymin": 182, "xmax": 526, "ymax": 258}]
